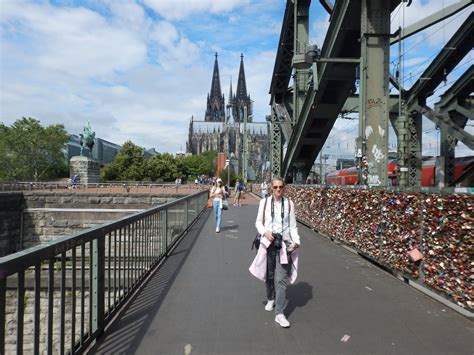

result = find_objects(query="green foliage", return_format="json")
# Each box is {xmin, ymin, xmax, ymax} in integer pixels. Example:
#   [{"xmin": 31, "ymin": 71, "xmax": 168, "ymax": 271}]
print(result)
[
  {"xmin": 144, "ymin": 153, "xmax": 177, "ymax": 182},
  {"xmin": 0, "ymin": 117, "xmax": 69, "ymax": 181},
  {"xmin": 177, "ymin": 150, "xmax": 216, "ymax": 180},
  {"xmin": 218, "ymin": 168, "xmax": 243, "ymax": 187},
  {"xmin": 101, "ymin": 140, "xmax": 145, "ymax": 181},
  {"xmin": 101, "ymin": 146, "xmax": 217, "ymax": 183}
]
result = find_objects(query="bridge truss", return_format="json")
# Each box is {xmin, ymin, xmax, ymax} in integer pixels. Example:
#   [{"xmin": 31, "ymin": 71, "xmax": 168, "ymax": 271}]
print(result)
[{"xmin": 269, "ymin": 0, "xmax": 473, "ymax": 187}]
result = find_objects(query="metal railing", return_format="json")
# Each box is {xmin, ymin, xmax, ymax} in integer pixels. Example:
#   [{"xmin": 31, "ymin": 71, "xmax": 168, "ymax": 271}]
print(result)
[
  {"xmin": 0, "ymin": 190, "xmax": 208, "ymax": 354},
  {"xmin": 0, "ymin": 181, "xmax": 209, "ymax": 192}
]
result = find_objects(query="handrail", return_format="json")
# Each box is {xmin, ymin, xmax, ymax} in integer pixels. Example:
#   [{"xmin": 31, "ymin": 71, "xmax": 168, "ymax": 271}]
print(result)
[
  {"xmin": 0, "ymin": 190, "xmax": 209, "ymax": 354},
  {"xmin": 0, "ymin": 181, "xmax": 210, "ymax": 192}
]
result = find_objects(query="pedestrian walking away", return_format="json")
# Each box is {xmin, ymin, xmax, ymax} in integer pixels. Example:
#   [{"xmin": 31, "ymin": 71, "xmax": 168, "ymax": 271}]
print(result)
[
  {"xmin": 250, "ymin": 177, "xmax": 300, "ymax": 328},
  {"xmin": 210, "ymin": 178, "xmax": 225, "ymax": 233},
  {"xmin": 260, "ymin": 180, "xmax": 269, "ymax": 199},
  {"xmin": 233, "ymin": 179, "xmax": 242, "ymax": 206}
]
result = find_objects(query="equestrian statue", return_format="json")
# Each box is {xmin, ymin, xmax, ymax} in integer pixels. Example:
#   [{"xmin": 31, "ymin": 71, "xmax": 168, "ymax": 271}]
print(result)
[{"xmin": 79, "ymin": 121, "xmax": 96, "ymax": 156}]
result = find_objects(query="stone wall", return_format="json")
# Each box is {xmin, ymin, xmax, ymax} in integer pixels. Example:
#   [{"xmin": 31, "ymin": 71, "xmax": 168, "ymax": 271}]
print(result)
[
  {"xmin": 21, "ymin": 209, "xmax": 138, "ymax": 249},
  {"xmin": 5, "ymin": 288, "xmax": 91, "ymax": 354},
  {"xmin": 0, "ymin": 192, "xmax": 179, "ymax": 255},
  {"xmin": 21, "ymin": 191, "xmax": 175, "ymax": 209},
  {"xmin": 0, "ymin": 193, "xmax": 23, "ymax": 256}
]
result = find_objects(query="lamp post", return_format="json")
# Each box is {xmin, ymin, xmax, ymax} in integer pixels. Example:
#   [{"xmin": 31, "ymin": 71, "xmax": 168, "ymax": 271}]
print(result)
[{"xmin": 225, "ymin": 159, "xmax": 230, "ymax": 189}]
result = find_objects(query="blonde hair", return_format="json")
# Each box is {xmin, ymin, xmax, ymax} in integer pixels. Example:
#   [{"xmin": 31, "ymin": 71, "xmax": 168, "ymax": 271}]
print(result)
[{"xmin": 271, "ymin": 176, "xmax": 285, "ymax": 186}]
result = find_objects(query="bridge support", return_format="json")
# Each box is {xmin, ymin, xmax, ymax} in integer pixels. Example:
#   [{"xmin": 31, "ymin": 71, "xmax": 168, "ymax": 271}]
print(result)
[
  {"xmin": 440, "ymin": 127, "xmax": 456, "ymax": 187},
  {"xmin": 292, "ymin": 0, "xmax": 310, "ymax": 126},
  {"xmin": 358, "ymin": 0, "xmax": 391, "ymax": 187},
  {"xmin": 271, "ymin": 108, "xmax": 282, "ymax": 178},
  {"xmin": 407, "ymin": 112, "xmax": 422, "ymax": 187},
  {"xmin": 396, "ymin": 111, "xmax": 422, "ymax": 188}
]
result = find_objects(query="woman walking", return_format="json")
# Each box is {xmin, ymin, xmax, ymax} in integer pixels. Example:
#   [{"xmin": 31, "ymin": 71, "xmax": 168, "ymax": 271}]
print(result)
[
  {"xmin": 250, "ymin": 177, "xmax": 301, "ymax": 328},
  {"xmin": 210, "ymin": 178, "xmax": 225, "ymax": 233}
]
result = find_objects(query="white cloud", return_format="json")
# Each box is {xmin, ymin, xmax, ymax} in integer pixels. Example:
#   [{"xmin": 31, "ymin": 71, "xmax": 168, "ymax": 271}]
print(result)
[
  {"xmin": 1, "ymin": 1, "xmax": 146, "ymax": 79},
  {"xmin": 310, "ymin": 13, "xmax": 330, "ymax": 47},
  {"xmin": 1, "ymin": 0, "xmax": 470, "ymax": 160},
  {"xmin": 143, "ymin": 0, "xmax": 251, "ymax": 20}
]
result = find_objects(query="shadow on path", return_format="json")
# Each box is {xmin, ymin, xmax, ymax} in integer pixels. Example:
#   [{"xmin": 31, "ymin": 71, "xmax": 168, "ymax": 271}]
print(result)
[
  {"xmin": 286, "ymin": 281, "xmax": 313, "ymax": 317},
  {"xmin": 88, "ymin": 210, "xmax": 210, "ymax": 354}
]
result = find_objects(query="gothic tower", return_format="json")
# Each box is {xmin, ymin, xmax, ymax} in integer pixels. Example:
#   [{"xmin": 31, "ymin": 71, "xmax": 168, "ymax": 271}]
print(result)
[
  {"xmin": 205, "ymin": 53, "xmax": 225, "ymax": 122},
  {"xmin": 231, "ymin": 54, "xmax": 252, "ymax": 123}
]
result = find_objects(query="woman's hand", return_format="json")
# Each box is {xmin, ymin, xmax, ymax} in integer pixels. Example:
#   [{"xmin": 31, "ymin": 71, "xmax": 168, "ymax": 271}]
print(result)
[{"xmin": 264, "ymin": 231, "xmax": 273, "ymax": 241}]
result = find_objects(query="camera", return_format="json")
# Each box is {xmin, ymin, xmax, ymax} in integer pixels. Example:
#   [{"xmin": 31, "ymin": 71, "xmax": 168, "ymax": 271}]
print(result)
[{"xmin": 273, "ymin": 233, "xmax": 283, "ymax": 249}]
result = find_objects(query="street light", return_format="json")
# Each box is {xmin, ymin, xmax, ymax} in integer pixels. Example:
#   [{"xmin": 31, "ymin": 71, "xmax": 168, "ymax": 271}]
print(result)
[{"xmin": 225, "ymin": 159, "xmax": 230, "ymax": 189}]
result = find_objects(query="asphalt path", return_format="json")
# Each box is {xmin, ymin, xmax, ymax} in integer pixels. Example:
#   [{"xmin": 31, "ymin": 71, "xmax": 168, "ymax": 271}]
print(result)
[{"xmin": 90, "ymin": 195, "xmax": 473, "ymax": 355}]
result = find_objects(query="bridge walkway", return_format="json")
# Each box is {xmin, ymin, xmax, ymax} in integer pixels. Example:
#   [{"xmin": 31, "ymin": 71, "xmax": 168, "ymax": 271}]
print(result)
[{"xmin": 90, "ymin": 194, "xmax": 473, "ymax": 354}]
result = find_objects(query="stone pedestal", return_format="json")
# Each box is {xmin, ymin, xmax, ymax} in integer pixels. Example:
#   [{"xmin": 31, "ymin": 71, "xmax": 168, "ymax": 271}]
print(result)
[{"xmin": 70, "ymin": 156, "xmax": 100, "ymax": 185}]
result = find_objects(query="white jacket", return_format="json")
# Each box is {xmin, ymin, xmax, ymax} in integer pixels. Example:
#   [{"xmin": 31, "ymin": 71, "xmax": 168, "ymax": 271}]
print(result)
[{"xmin": 255, "ymin": 196, "xmax": 300, "ymax": 246}]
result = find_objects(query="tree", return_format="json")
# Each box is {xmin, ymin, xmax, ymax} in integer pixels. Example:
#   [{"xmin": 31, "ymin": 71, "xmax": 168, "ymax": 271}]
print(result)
[
  {"xmin": 0, "ymin": 117, "xmax": 69, "ymax": 181},
  {"xmin": 101, "ymin": 140, "xmax": 145, "ymax": 181},
  {"xmin": 144, "ymin": 153, "xmax": 177, "ymax": 182}
]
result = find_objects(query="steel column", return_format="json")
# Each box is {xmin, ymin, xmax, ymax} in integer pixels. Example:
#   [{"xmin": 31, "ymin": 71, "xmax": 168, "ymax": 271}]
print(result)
[
  {"xmin": 440, "ymin": 128, "xmax": 456, "ymax": 186},
  {"xmin": 407, "ymin": 112, "xmax": 422, "ymax": 187},
  {"xmin": 271, "ymin": 108, "xmax": 282, "ymax": 178},
  {"xmin": 292, "ymin": 0, "xmax": 310, "ymax": 126},
  {"xmin": 396, "ymin": 113, "xmax": 409, "ymax": 186},
  {"xmin": 359, "ymin": 0, "xmax": 391, "ymax": 186}
]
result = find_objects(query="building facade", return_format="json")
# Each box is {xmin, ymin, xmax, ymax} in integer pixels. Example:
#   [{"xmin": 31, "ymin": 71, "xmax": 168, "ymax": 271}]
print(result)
[{"xmin": 186, "ymin": 53, "xmax": 270, "ymax": 181}]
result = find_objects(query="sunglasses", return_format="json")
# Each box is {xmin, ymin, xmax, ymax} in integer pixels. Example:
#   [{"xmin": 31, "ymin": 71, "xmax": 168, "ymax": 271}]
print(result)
[{"xmin": 272, "ymin": 186, "xmax": 284, "ymax": 190}]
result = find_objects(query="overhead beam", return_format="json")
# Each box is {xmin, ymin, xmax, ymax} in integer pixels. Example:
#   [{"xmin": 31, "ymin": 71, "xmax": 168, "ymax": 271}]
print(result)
[
  {"xmin": 269, "ymin": 1, "xmax": 294, "ymax": 103},
  {"xmin": 435, "ymin": 65, "xmax": 474, "ymax": 110},
  {"xmin": 319, "ymin": 0, "xmax": 333, "ymax": 14},
  {"xmin": 406, "ymin": 12, "xmax": 474, "ymax": 107},
  {"xmin": 416, "ymin": 104, "xmax": 474, "ymax": 150},
  {"xmin": 390, "ymin": 0, "xmax": 472, "ymax": 45}
]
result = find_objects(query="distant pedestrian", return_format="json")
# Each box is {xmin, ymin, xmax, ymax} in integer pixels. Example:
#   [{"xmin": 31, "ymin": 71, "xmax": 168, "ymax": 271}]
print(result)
[
  {"xmin": 210, "ymin": 178, "xmax": 225, "ymax": 233},
  {"xmin": 233, "ymin": 179, "xmax": 243, "ymax": 206},
  {"xmin": 250, "ymin": 177, "xmax": 301, "ymax": 328},
  {"xmin": 260, "ymin": 181, "xmax": 269, "ymax": 199}
]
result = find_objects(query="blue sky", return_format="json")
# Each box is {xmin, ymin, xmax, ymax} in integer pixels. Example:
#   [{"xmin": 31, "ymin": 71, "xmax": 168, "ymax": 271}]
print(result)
[{"xmin": 1, "ymin": 0, "xmax": 472, "ymax": 165}]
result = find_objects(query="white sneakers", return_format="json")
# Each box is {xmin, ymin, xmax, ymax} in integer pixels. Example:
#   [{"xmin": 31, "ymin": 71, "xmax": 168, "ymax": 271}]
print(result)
[
  {"xmin": 216, "ymin": 227, "xmax": 220, "ymax": 233},
  {"xmin": 264, "ymin": 300, "xmax": 275, "ymax": 311},
  {"xmin": 265, "ymin": 301, "xmax": 290, "ymax": 328},
  {"xmin": 275, "ymin": 314, "xmax": 290, "ymax": 328}
]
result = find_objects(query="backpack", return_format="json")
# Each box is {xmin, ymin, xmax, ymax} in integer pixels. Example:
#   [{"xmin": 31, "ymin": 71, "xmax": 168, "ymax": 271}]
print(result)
[{"xmin": 238, "ymin": 182, "xmax": 244, "ymax": 192}]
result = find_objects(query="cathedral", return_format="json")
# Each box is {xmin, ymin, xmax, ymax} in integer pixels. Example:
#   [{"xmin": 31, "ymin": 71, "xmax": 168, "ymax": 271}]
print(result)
[{"xmin": 186, "ymin": 53, "xmax": 270, "ymax": 181}]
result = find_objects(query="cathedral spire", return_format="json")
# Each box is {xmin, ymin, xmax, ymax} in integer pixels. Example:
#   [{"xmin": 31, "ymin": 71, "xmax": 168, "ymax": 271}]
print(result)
[
  {"xmin": 210, "ymin": 53, "xmax": 222, "ymax": 99},
  {"xmin": 232, "ymin": 53, "xmax": 252, "ymax": 122},
  {"xmin": 205, "ymin": 53, "xmax": 225, "ymax": 122},
  {"xmin": 236, "ymin": 53, "xmax": 247, "ymax": 100}
]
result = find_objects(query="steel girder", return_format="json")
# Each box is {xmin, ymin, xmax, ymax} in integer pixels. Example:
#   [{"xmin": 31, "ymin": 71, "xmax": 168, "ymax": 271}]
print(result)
[
  {"xmin": 269, "ymin": 1, "xmax": 295, "ymax": 105},
  {"xmin": 390, "ymin": 0, "xmax": 472, "ymax": 45},
  {"xmin": 281, "ymin": 0, "xmax": 401, "ymax": 182},
  {"xmin": 436, "ymin": 65, "xmax": 473, "ymax": 186},
  {"xmin": 406, "ymin": 12, "xmax": 474, "ymax": 108},
  {"xmin": 435, "ymin": 65, "xmax": 473, "ymax": 116}
]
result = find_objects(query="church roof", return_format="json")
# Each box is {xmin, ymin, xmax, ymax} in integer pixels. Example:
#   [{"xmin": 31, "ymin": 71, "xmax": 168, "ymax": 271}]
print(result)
[
  {"xmin": 239, "ymin": 122, "xmax": 268, "ymax": 135},
  {"xmin": 192, "ymin": 121, "xmax": 225, "ymax": 134}
]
